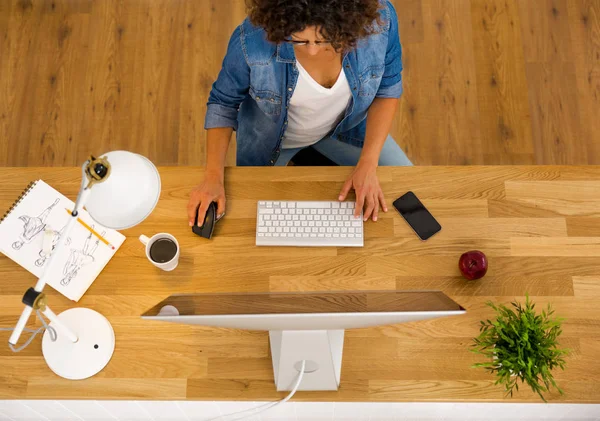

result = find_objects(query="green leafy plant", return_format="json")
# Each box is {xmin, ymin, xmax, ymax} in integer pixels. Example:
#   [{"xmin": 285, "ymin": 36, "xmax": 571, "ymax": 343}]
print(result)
[{"xmin": 471, "ymin": 295, "xmax": 569, "ymax": 401}]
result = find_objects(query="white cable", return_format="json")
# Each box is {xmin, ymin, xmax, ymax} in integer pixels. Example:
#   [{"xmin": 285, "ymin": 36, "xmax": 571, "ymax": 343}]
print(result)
[
  {"xmin": 206, "ymin": 360, "xmax": 307, "ymax": 421},
  {"xmin": 1, "ymin": 310, "xmax": 57, "ymax": 352}
]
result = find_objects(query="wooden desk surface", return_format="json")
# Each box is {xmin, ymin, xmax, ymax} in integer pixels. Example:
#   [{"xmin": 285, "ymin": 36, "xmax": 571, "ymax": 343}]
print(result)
[{"xmin": 1, "ymin": 166, "xmax": 599, "ymax": 403}]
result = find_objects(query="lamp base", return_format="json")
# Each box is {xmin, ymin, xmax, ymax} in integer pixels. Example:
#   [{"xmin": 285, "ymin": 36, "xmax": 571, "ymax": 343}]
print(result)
[{"xmin": 42, "ymin": 308, "xmax": 115, "ymax": 380}]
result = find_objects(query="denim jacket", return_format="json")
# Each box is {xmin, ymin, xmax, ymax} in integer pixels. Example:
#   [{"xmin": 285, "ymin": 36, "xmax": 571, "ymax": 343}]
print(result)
[{"xmin": 204, "ymin": 0, "xmax": 403, "ymax": 166}]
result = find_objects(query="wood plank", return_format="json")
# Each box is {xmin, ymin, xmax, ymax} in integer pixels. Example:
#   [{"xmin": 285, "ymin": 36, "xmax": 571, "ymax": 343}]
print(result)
[
  {"xmin": 505, "ymin": 181, "xmax": 600, "ymax": 201},
  {"xmin": 573, "ymin": 276, "xmax": 600, "ymax": 298},
  {"xmin": 511, "ymin": 237, "xmax": 600, "ymax": 257},
  {"xmin": 403, "ymin": 217, "xmax": 568, "ymax": 238},
  {"xmin": 26, "ymin": 378, "xmax": 187, "ymax": 399},
  {"xmin": 471, "ymin": 0, "xmax": 534, "ymax": 164},
  {"xmin": 568, "ymin": 0, "xmax": 600, "ymax": 164},
  {"xmin": 405, "ymin": 0, "xmax": 483, "ymax": 165},
  {"xmin": 489, "ymin": 199, "xmax": 600, "ymax": 218},
  {"xmin": 567, "ymin": 217, "xmax": 600, "ymax": 237}
]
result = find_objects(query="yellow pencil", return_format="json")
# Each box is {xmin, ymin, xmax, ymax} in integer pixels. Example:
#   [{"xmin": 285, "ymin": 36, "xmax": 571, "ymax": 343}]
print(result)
[{"xmin": 65, "ymin": 208, "xmax": 115, "ymax": 250}]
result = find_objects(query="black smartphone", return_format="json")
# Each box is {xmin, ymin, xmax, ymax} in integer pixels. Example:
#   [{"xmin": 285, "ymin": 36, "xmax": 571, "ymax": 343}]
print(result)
[{"xmin": 393, "ymin": 191, "xmax": 441, "ymax": 241}]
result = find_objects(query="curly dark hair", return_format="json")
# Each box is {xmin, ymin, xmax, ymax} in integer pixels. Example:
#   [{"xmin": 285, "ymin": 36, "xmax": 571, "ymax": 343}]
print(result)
[{"xmin": 246, "ymin": 0, "xmax": 383, "ymax": 52}]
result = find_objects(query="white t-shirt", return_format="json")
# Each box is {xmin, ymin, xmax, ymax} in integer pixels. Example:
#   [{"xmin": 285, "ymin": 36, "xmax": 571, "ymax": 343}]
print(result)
[{"xmin": 281, "ymin": 61, "xmax": 352, "ymax": 149}]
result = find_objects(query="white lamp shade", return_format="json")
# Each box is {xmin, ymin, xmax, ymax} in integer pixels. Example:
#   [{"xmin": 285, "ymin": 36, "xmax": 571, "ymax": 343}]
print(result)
[{"xmin": 84, "ymin": 151, "xmax": 161, "ymax": 229}]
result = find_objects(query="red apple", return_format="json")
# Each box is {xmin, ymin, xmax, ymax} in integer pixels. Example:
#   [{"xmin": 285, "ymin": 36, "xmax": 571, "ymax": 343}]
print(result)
[{"xmin": 459, "ymin": 250, "xmax": 488, "ymax": 280}]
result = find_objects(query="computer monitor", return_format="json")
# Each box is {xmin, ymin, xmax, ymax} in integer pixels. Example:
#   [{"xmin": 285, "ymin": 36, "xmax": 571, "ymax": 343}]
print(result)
[{"xmin": 142, "ymin": 291, "xmax": 465, "ymax": 391}]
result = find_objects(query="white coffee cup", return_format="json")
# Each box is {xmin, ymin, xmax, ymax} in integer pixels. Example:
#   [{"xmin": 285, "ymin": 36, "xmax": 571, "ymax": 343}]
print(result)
[{"xmin": 139, "ymin": 233, "xmax": 180, "ymax": 271}]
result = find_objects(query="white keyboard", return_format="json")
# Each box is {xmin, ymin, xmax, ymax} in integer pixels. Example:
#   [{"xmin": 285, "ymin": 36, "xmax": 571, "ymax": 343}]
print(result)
[{"xmin": 256, "ymin": 201, "xmax": 364, "ymax": 247}]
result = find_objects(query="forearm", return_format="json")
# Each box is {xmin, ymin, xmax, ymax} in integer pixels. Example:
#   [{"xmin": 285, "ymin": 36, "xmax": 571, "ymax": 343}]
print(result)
[
  {"xmin": 205, "ymin": 127, "xmax": 233, "ymax": 179},
  {"xmin": 360, "ymin": 97, "xmax": 399, "ymax": 165}
]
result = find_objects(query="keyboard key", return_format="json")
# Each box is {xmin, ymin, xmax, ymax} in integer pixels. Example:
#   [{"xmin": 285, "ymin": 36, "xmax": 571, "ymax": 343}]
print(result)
[
  {"xmin": 276, "ymin": 227, "xmax": 282, "ymax": 233},
  {"xmin": 333, "ymin": 233, "xmax": 340, "ymax": 237},
  {"xmin": 326, "ymin": 234, "xmax": 332, "ymax": 237},
  {"xmin": 278, "ymin": 215, "xmax": 285, "ymax": 221},
  {"xmin": 303, "ymin": 209, "xmax": 310, "ymax": 215},
  {"xmin": 301, "ymin": 221, "xmax": 308, "ymax": 227},
  {"xmin": 275, "ymin": 208, "xmax": 281, "ymax": 214},
  {"xmin": 307, "ymin": 215, "xmax": 313, "ymax": 221},
  {"xmin": 282, "ymin": 208, "xmax": 288, "ymax": 214},
  {"xmin": 284, "ymin": 227, "xmax": 290, "ymax": 233},
  {"xmin": 273, "ymin": 221, "xmax": 279, "ymax": 227},
  {"xmin": 261, "ymin": 208, "xmax": 274, "ymax": 214},
  {"xmin": 297, "ymin": 202, "xmax": 331, "ymax": 209},
  {"xmin": 288, "ymin": 202, "xmax": 295, "ymax": 208},
  {"xmin": 258, "ymin": 227, "xmax": 267, "ymax": 233},
  {"xmin": 310, "ymin": 209, "xmax": 317, "ymax": 215},
  {"xmin": 281, "ymin": 202, "xmax": 286, "ymax": 208},
  {"xmin": 298, "ymin": 227, "xmax": 304, "ymax": 233},
  {"xmin": 341, "ymin": 233, "xmax": 347, "ymax": 237},
  {"xmin": 303, "ymin": 233, "xmax": 309, "ymax": 237},
  {"xmin": 344, "ymin": 221, "xmax": 350, "ymax": 227},
  {"xmin": 287, "ymin": 221, "xmax": 293, "ymax": 227},
  {"xmin": 274, "ymin": 233, "xmax": 280, "ymax": 237},
  {"xmin": 268, "ymin": 227, "xmax": 275, "ymax": 233},
  {"xmin": 328, "ymin": 215, "xmax": 335, "ymax": 221},
  {"xmin": 295, "ymin": 233, "xmax": 301, "ymax": 237},
  {"xmin": 319, "ymin": 227, "xmax": 326, "ymax": 233},
  {"xmin": 312, "ymin": 227, "xmax": 318, "ymax": 233},
  {"xmin": 349, "ymin": 227, "xmax": 354, "ymax": 233},
  {"xmin": 300, "ymin": 214, "xmax": 306, "ymax": 220},
  {"xmin": 327, "ymin": 228, "xmax": 333, "ymax": 233},
  {"xmin": 315, "ymin": 215, "xmax": 321, "ymax": 221},
  {"xmin": 323, "ymin": 221, "xmax": 329, "ymax": 227},
  {"xmin": 291, "ymin": 227, "xmax": 297, "ymax": 233},
  {"xmin": 293, "ymin": 215, "xmax": 299, "ymax": 220},
  {"xmin": 281, "ymin": 232, "xmax": 287, "ymax": 237},
  {"xmin": 266, "ymin": 221, "xmax": 272, "ymax": 227},
  {"xmin": 317, "ymin": 209, "xmax": 324, "ymax": 215},
  {"xmin": 258, "ymin": 233, "xmax": 265, "ymax": 236},
  {"xmin": 332, "ymin": 202, "xmax": 340, "ymax": 209},
  {"xmin": 341, "ymin": 202, "xmax": 348, "ymax": 209},
  {"xmin": 285, "ymin": 215, "xmax": 292, "ymax": 220},
  {"xmin": 325, "ymin": 209, "xmax": 331, "ymax": 215},
  {"xmin": 335, "ymin": 215, "xmax": 342, "ymax": 221},
  {"xmin": 343, "ymin": 215, "xmax": 349, "ymax": 221},
  {"xmin": 273, "ymin": 202, "xmax": 280, "ymax": 207},
  {"xmin": 310, "ymin": 233, "xmax": 317, "ymax": 237},
  {"xmin": 266, "ymin": 202, "xmax": 273, "ymax": 208},
  {"xmin": 352, "ymin": 221, "xmax": 361, "ymax": 227},
  {"xmin": 348, "ymin": 233, "xmax": 354, "ymax": 237}
]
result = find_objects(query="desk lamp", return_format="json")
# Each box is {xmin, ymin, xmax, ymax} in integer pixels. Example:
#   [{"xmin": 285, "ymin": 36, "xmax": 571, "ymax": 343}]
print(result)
[{"xmin": 8, "ymin": 151, "xmax": 161, "ymax": 380}]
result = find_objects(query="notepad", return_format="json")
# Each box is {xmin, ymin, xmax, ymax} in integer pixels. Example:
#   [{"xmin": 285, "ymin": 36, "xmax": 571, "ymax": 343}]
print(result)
[{"xmin": 0, "ymin": 180, "xmax": 125, "ymax": 301}]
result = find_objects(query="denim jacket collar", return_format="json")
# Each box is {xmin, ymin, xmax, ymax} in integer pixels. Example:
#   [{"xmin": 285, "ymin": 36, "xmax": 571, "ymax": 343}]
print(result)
[{"xmin": 276, "ymin": 42, "xmax": 296, "ymax": 64}]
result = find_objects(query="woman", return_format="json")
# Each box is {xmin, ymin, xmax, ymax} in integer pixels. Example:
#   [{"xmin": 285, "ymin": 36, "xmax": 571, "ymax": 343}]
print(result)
[{"xmin": 188, "ymin": 0, "xmax": 411, "ymax": 226}]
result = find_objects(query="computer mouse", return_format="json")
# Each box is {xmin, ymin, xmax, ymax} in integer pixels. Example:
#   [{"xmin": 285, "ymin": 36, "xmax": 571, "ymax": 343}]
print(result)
[{"xmin": 192, "ymin": 202, "xmax": 217, "ymax": 239}]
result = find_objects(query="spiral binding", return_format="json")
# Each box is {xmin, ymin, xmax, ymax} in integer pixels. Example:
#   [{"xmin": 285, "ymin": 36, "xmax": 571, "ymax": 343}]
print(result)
[{"xmin": 0, "ymin": 180, "xmax": 37, "ymax": 223}]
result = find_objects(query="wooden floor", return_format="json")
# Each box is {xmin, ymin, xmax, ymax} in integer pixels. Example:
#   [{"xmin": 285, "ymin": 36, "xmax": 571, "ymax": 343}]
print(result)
[{"xmin": 0, "ymin": 0, "xmax": 598, "ymax": 167}]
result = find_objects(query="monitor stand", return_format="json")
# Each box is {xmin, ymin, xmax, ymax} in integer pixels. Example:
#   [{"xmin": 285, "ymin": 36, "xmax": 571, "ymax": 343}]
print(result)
[{"xmin": 269, "ymin": 330, "xmax": 344, "ymax": 391}]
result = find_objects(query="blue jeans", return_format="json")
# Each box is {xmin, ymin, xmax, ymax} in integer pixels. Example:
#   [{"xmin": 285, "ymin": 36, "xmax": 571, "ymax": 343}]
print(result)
[{"xmin": 274, "ymin": 135, "xmax": 413, "ymax": 167}]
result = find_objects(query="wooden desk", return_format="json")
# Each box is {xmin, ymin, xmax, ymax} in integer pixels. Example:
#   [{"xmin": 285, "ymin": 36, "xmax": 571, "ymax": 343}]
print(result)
[{"xmin": 1, "ymin": 166, "xmax": 599, "ymax": 403}]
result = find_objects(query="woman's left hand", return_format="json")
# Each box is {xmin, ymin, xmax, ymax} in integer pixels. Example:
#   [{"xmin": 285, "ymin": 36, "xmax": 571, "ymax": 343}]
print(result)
[{"xmin": 338, "ymin": 160, "xmax": 388, "ymax": 222}]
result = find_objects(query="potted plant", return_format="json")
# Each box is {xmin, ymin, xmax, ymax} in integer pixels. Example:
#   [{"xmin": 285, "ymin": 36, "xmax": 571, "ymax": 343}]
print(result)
[{"xmin": 471, "ymin": 295, "xmax": 569, "ymax": 401}]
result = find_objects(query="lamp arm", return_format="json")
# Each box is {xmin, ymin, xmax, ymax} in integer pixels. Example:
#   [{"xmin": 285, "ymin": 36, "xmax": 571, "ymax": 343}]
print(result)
[{"xmin": 9, "ymin": 166, "xmax": 93, "ymax": 346}]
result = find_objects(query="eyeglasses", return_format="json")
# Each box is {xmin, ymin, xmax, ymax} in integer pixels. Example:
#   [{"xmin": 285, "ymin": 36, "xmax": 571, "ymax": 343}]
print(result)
[{"xmin": 284, "ymin": 39, "xmax": 331, "ymax": 47}]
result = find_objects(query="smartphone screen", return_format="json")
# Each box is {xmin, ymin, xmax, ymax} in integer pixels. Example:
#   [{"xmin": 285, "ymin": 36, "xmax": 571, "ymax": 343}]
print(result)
[{"xmin": 393, "ymin": 191, "xmax": 441, "ymax": 241}]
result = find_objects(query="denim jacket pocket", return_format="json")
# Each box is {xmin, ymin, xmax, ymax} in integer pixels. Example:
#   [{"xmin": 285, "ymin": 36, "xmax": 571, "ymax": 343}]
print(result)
[
  {"xmin": 358, "ymin": 65, "xmax": 385, "ymax": 97},
  {"xmin": 249, "ymin": 87, "xmax": 282, "ymax": 116}
]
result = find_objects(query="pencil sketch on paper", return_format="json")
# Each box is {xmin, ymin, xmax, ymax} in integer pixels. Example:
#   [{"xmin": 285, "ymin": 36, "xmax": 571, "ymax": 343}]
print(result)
[
  {"xmin": 60, "ymin": 226, "xmax": 105, "ymax": 287},
  {"xmin": 34, "ymin": 225, "xmax": 71, "ymax": 268},
  {"xmin": 12, "ymin": 199, "xmax": 60, "ymax": 250}
]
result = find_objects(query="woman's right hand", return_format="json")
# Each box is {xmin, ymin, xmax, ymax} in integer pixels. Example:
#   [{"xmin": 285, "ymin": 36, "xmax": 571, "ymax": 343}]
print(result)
[{"xmin": 187, "ymin": 172, "xmax": 226, "ymax": 227}]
